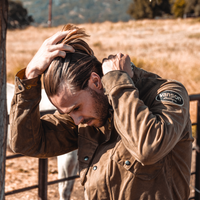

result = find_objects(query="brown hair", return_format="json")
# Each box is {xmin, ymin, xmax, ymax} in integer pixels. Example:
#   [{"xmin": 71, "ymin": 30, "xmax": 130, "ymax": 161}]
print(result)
[{"xmin": 43, "ymin": 24, "xmax": 102, "ymax": 97}]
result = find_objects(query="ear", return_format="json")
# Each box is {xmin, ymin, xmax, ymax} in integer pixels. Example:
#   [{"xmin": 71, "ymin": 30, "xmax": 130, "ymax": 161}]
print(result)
[{"xmin": 88, "ymin": 72, "xmax": 103, "ymax": 92}]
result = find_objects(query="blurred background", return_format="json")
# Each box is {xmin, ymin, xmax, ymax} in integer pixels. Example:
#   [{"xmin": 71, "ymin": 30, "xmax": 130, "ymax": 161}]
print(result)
[{"xmin": 8, "ymin": 0, "xmax": 200, "ymax": 28}]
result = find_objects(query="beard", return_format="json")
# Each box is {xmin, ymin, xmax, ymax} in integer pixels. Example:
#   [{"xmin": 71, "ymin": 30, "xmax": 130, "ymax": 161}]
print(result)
[{"xmin": 86, "ymin": 87, "xmax": 110, "ymax": 128}]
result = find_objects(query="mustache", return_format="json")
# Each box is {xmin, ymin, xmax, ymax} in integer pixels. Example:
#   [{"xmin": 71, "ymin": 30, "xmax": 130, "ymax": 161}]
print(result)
[{"xmin": 81, "ymin": 118, "xmax": 93, "ymax": 124}]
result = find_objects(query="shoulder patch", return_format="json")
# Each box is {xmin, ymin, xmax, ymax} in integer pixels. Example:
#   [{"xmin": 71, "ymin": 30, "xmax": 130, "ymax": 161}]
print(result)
[{"xmin": 156, "ymin": 90, "xmax": 184, "ymax": 106}]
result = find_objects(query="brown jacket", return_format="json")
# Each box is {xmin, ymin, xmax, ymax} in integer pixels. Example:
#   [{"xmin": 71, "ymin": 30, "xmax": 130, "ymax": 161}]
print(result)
[{"xmin": 9, "ymin": 66, "xmax": 193, "ymax": 200}]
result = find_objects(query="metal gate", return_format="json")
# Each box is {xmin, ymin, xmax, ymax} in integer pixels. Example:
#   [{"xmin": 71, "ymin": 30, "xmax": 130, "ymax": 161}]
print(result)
[{"xmin": 189, "ymin": 94, "xmax": 200, "ymax": 200}]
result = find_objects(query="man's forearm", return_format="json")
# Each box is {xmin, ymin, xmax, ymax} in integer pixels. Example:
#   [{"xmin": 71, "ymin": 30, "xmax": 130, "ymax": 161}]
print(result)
[
  {"xmin": 9, "ymin": 69, "xmax": 78, "ymax": 157},
  {"xmin": 101, "ymin": 70, "xmax": 190, "ymax": 165}
]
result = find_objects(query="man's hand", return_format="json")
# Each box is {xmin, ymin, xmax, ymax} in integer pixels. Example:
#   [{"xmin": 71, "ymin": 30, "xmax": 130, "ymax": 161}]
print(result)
[
  {"xmin": 102, "ymin": 53, "xmax": 133, "ymax": 78},
  {"xmin": 25, "ymin": 30, "xmax": 76, "ymax": 79}
]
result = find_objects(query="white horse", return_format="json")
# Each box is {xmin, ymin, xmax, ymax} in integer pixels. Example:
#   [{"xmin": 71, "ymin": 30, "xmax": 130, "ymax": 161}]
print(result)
[{"xmin": 7, "ymin": 83, "xmax": 78, "ymax": 200}]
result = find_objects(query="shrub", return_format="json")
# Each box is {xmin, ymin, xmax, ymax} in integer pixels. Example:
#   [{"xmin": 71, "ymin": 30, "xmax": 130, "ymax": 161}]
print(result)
[{"xmin": 8, "ymin": 0, "xmax": 34, "ymax": 29}]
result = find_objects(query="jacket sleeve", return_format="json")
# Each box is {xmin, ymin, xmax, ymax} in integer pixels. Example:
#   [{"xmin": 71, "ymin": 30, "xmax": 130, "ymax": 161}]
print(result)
[
  {"xmin": 9, "ymin": 69, "xmax": 78, "ymax": 158},
  {"xmin": 101, "ymin": 70, "xmax": 191, "ymax": 165}
]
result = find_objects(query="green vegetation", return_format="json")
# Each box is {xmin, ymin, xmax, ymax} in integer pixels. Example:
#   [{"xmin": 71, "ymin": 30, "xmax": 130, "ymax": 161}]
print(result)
[
  {"xmin": 9, "ymin": 0, "xmax": 200, "ymax": 27},
  {"xmin": 171, "ymin": 0, "xmax": 186, "ymax": 18},
  {"xmin": 128, "ymin": 0, "xmax": 200, "ymax": 19},
  {"xmin": 127, "ymin": 0, "xmax": 171, "ymax": 19},
  {"xmin": 185, "ymin": 0, "xmax": 200, "ymax": 17},
  {"xmin": 8, "ymin": 0, "xmax": 33, "ymax": 29},
  {"xmin": 11, "ymin": 0, "xmax": 132, "ymax": 26}
]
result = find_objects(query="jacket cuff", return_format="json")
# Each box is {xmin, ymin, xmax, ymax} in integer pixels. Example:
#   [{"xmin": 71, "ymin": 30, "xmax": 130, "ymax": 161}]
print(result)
[
  {"xmin": 101, "ymin": 71, "xmax": 135, "ymax": 95},
  {"xmin": 15, "ymin": 68, "xmax": 41, "ymax": 99}
]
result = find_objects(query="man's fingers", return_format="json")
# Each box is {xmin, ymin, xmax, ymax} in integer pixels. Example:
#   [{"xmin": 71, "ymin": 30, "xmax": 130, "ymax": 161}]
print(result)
[
  {"xmin": 102, "ymin": 58, "xmax": 108, "ymax": 63},
  {"xmin": 102, "ymin": 54, "xmax": 116, "ymax": 63},
  {"xmin": 52, "ymin": 31, "xmax": 70, "ymax": 44},
  {"xmin": 50, "ymin": 50, "xmax": 66, "ymax": 59},
  {"xmin": 44, "ymin": 31, "xmax": 64, "ymax": 45},
  {"xmin": 116, "ymin": 53, "xmax": 124, "ymax": 58},
  {"xmin": 108, "ymin": 54, "xmax": 115, "ymax": 59},
  {"xmin": 57, "ymin": 50, "xmax": 67, "ymax": 58},
  {"xmin": 50, "ymin": 43, "xmax": 75, "ymax": 53},
  {"xmin": 48, "ymin": 30, "xmax": 76, "ymax": 44},
  {"xmin": 103, "ymin": 53, "xmax": 125, "ymax": 63}
]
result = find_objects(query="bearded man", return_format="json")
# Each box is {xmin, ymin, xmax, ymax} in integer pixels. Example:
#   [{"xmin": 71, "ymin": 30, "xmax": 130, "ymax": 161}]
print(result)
[{"xmin": 9, "ymin": 24, "xmax": 193, "ymax": 200}]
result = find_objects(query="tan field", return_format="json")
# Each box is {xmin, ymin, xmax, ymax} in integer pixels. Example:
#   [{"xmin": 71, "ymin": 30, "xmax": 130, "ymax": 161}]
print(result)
[
  {"xmin": 7, "ymin": 18, "xmax": 200, "ymax": 94},
  {"xmin": 7, "ymin": 18, "xmax": 200, "ymax": 121},
  {"xmin": 5, "ymin": 18, "xmax": 200, "ymax": 199}
]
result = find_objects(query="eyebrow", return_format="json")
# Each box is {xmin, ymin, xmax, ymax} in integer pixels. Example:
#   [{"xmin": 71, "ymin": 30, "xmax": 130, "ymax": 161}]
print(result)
[
  {"xmin": 67, "ymin": 104, "xmax": 78, "ymax": 114},
  {"xmin": 56, "ymin": 105, "xmax": 74, "ymax": 115}
]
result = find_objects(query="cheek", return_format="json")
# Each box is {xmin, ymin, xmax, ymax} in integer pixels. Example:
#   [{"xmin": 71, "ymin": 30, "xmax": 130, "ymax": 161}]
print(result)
[{"xmin": 84, "ymin": 103, "xmax": 96, "ymax": 116}]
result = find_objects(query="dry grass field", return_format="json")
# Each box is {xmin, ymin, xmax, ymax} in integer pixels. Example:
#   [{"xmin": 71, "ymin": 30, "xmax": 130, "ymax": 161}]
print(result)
[
  {"xmin": 7, "ymin": 18, "xmax": 200, "ymax": 93},
  {"xmin": 5, "ymin": 18, "xmax": 200, "ymax": 199},
  {"xmin": 6, "ymin": 18, "xmax": 200, "ymax": 121}
]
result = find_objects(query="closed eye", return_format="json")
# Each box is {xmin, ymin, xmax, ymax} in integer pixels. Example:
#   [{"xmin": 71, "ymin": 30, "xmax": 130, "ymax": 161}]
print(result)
[{"xmin": 73, "ymin": 106, "xmax": 80, "ymax": 112}]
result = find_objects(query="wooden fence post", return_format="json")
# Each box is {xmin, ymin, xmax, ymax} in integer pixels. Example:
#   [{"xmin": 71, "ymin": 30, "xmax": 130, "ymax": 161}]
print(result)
[
  {"xmin": 196, "ymin": 101, "xmax": 200, "ymax": 200},
  {"xmin": 0, "ymin": 0, "xmax": 8, "ymax": 200},
  {"xmin": 38, "ymin": 158, "xmax": 48, "ymax": 200}
]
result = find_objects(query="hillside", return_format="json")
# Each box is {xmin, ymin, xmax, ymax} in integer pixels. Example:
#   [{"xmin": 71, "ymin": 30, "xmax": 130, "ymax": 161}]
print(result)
[{"xmin": 12, "ymin": 0, "xmax": 133, "ymax": 26}]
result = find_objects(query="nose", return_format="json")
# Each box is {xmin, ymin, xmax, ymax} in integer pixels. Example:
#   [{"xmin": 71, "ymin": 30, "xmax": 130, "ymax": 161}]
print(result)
[{"xmin": 71, "ymin": 114, "xmax": 84, "ymax": 125}]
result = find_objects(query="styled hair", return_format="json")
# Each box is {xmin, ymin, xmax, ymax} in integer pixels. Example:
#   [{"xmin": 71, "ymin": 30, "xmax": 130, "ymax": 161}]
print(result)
[{"xmin": 43, "ymin": 24, "xmax": 102, "ymax": 97}]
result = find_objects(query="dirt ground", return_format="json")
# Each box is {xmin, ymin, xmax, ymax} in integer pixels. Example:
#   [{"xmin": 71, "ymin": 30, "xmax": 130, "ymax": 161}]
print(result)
[{"xmin": 5, "ymin": 151, "xmax": 84, "ymax": 200}]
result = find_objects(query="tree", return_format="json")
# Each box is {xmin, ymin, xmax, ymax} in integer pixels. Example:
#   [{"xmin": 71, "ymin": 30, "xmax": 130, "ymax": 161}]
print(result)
[
  {"xmin": 0, "ymin": 0, "xmax": 8, "ymax": 199},
  {"xmin": 127, "ymin": 0, "xmax": 153, "ymax": 19},
  {"xmin": 8, "ymin": 0, "xmax": 33, "ymax": 29},
  {"xmin": 185, "ymin": 0, "xmax": 200, "ymax": 17},
  {"xmin": 127, "ymin": 0, "xmax": 171, "ymax": 20},
  {"xmin": 170, "ymin": 0, "xmax": 186, "ymax": 18}
]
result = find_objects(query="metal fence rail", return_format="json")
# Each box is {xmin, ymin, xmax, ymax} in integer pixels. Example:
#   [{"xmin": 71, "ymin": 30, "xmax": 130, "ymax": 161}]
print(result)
[
  {"xmin": 5, "ymin": 154, "xmax": 79, "ymax": 197},
  {"xmin": 189, "ymin": 94, "xmax": 200, "ymax": 200},
  {"xmin": 5, "ymin": 109, "xmax": 80, "ymax": 199},
  {"xmin": 5, "ymin": 95, "xmax": 200, "ymax": 200}
]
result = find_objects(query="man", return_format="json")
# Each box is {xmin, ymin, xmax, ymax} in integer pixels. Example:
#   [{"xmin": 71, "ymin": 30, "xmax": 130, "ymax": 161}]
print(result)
[{"xmin": 9, "ymin": 24, "xmax": 193, "ymax": 200}]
